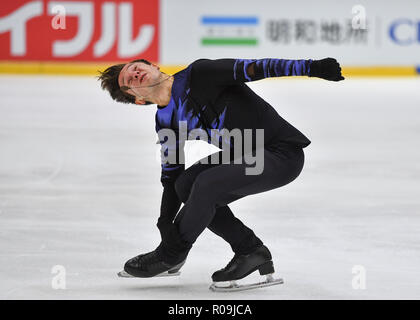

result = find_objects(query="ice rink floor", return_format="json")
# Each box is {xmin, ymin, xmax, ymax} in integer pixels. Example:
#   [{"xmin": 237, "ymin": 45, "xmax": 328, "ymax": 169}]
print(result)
[{"xmin": 1, "ymin": 75, "xmax": 420, "ymax": 299}]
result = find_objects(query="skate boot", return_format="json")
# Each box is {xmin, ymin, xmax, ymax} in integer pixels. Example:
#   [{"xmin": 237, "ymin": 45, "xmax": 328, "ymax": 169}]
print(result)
[
  {"xmin": 119, "ymin": 224, "xmax": 192, "ymax": 278},
  {"xmin": 210, "ymin": 245, "xmax": 283, "ymax": 292},
  {"xmin": 119, "ymin": 250, "xmax": 186, "ymax": 278}
]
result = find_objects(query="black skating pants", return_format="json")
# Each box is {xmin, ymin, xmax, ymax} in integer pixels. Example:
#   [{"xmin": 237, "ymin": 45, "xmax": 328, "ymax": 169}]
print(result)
[{"xmin": 173, "ymin": 144, "xmax": 305, "ymax": 255}]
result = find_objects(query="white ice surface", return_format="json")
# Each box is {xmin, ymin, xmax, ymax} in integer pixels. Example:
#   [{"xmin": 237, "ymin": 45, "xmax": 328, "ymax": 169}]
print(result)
[{"xmin": 1, "ymin": 75, "xmax": 420, "ymax": 299}]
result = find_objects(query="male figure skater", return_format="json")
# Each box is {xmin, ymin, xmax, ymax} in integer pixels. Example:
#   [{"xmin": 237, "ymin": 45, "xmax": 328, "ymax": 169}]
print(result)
[{"xmin": 99, "ymin": 57, "xmax": 344, "ymax": 290}]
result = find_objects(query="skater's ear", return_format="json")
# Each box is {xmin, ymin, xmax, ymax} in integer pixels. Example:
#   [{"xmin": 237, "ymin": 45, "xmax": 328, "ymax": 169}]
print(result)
[{"xmin": 134, "ymin": 96, "xmax": 146, "ymax": 105}]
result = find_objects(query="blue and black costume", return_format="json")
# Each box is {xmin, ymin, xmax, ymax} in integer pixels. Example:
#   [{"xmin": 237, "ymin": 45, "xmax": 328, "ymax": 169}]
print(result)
[{"xmin": 153, "ymin": 58, "xmax": 317, "ymax": 263}]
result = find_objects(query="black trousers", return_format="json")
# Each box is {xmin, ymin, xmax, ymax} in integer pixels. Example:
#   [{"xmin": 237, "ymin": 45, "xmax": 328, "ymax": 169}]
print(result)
[{"xmin": 173, "ymin": 144, "xmax": 305, "ymax": 255}]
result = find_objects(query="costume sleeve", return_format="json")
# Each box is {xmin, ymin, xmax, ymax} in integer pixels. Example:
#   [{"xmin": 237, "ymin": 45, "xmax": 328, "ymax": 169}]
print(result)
[
  {"xmin": 155, "ymin": 114, "xmax": 185, "ymax": 187},
  {"xmin": 157, "ymin": 182, "xmax": 182, "ymax": 227},
  {"xmin": 155, "ymin": 115, "xmax": 184, "ymax": 236},
  {"xmin": 191, "ymin": 58, "xmax": 313, "ymax": 86}
]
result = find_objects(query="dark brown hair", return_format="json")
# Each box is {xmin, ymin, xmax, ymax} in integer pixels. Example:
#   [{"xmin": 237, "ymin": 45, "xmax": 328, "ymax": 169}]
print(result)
[{"xmin": 97, "ymin": 59, "xmax": 153, "ymax": 105}]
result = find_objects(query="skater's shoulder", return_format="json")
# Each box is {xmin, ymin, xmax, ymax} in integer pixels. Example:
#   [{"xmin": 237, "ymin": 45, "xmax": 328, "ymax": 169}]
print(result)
[
  {"xmin": 174, "ymin": 59, "xmax": 208, "ymax": 82},
  {"xmin": 169, "ymin": 66, "xmax": 194, "ymax": 101},
  {"xmin": 155, "ymin": 100, "xmax": 176, "ymax": 129}
]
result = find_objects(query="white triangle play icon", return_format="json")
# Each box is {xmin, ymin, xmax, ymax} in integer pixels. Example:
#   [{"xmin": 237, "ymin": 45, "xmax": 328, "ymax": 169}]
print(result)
[{"xmin": 183, "ymin": 140, "xmax": 222, "ymax": 169}]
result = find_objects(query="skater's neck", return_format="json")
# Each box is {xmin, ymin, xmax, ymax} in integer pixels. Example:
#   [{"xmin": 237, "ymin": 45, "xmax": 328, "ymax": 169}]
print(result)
[{"xmin": 155, "ymin": 75, "xmax": 174, "ymax": 108}]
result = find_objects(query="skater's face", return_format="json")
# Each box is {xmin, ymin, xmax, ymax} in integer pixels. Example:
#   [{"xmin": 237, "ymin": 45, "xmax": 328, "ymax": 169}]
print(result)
[{"xmin": 118, "ymin": 61, "xmax": 161, "ymax": 105}]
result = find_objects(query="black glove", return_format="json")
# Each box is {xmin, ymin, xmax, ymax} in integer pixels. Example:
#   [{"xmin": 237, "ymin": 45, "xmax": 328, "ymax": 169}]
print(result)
[
  {"xmin": 156, "ymin": 220, "xmax": 192, "ymax": 264},
  {"xmin": 157, "ymin": 218, "xmax": 175, "ymax": 243},
  {"xmin": 309, "ymin": 57, "xmax": 345, "ymax": 81}
]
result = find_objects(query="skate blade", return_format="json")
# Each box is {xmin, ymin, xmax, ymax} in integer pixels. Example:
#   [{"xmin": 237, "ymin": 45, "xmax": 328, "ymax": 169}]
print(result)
[
  {"xmin": 209, "ymin": 275, "xmax": 284, "ymax": 292},
  {"xmin": 117, "ymin": 270, "xmax": 181, "ymax": 278}
]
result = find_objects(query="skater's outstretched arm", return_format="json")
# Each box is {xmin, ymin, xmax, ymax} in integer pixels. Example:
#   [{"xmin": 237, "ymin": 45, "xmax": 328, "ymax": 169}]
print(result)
[{"xmin": 190, "ymin": 57, "xmax": 344, "ymax": 86}]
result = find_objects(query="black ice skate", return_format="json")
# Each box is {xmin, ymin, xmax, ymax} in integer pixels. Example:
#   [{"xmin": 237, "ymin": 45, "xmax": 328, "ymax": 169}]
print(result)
[
  {"xmin": 209, "ymin": 245, "xmax": 283, "ymax": 292},
  {"xmin": 118, "ymin": 250, "xmax": 185, "ymax": 278}
]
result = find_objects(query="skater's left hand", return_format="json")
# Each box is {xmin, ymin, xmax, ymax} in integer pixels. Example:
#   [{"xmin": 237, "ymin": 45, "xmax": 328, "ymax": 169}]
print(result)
[{"xmin": 309, "ymin": 57, "xmax": 345, "ymax": 81}]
